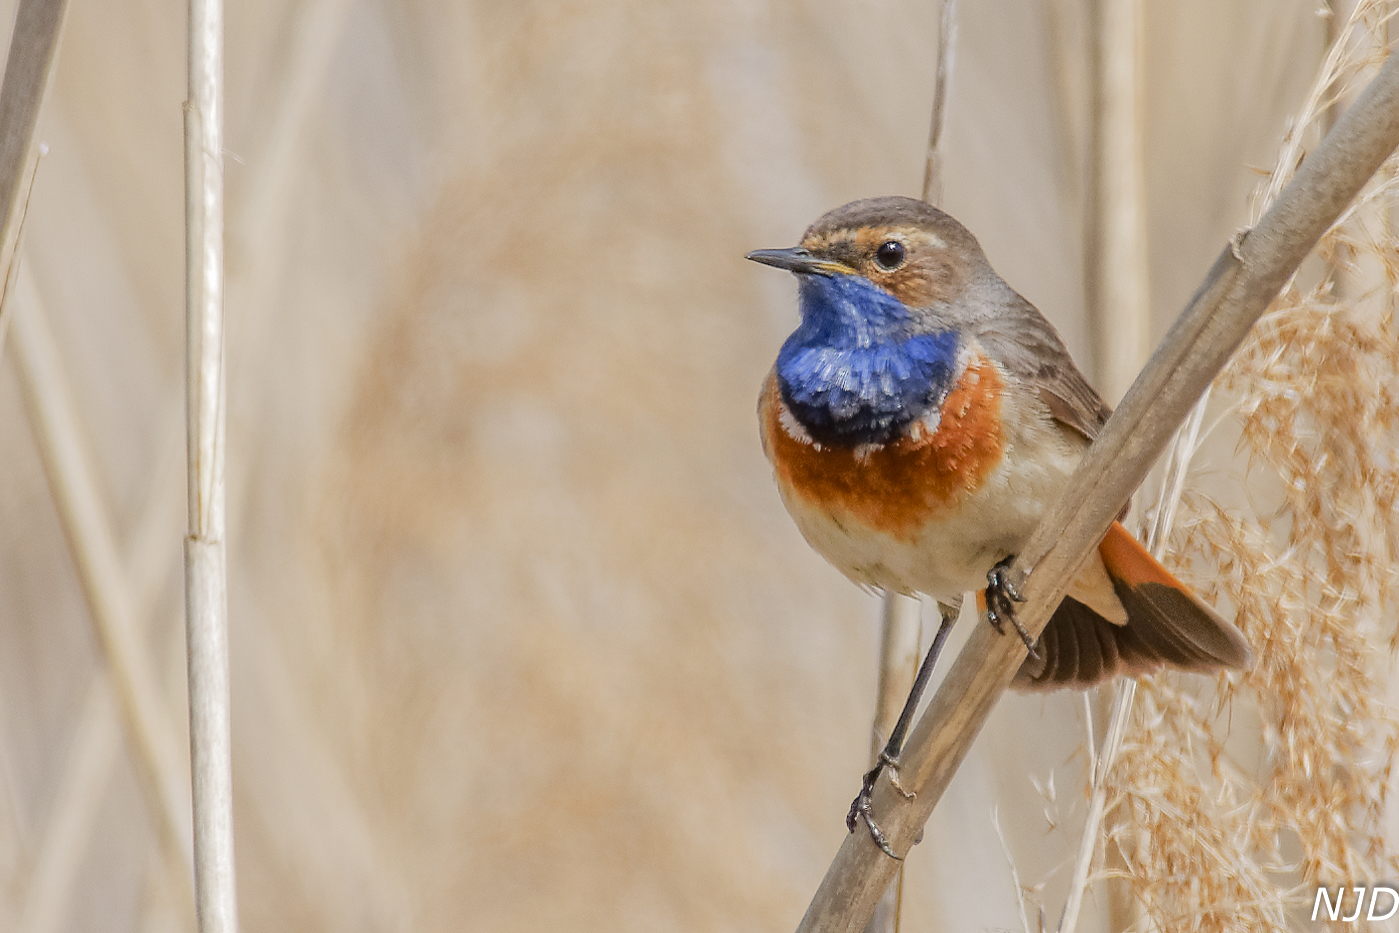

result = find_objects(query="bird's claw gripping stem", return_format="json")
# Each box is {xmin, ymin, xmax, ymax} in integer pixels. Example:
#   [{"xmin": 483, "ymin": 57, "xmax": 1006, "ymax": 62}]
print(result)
[
  {"xmin": 986, "ymin": 559, "xmax": 1040, "ymax": 659},
  {"xmin": 847, "ymin": 761, "xmax": 904, "ymax": 861},
  {"xmin": 845, "ymin": 604, "xmax": 957, "ymax": 861}
]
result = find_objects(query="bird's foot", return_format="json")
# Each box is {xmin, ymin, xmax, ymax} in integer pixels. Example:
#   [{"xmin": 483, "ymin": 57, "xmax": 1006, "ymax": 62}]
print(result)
[
  {"xmin": 845, "ymin": 752, "xmax": 912, "ymax": 860},
  {"xmin": 986, "ymin": 557, "xmax": 1040, "ymax": 659},
  {"xmin": 878, "ymin": 749, "xmax": 915, "ymax": 799}
]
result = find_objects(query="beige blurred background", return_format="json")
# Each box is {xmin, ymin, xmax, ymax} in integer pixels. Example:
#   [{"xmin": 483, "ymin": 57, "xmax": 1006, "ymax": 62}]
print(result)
[{"xmin": 0, "ymin": 1, "xmax": 1328, "ymax": 931}]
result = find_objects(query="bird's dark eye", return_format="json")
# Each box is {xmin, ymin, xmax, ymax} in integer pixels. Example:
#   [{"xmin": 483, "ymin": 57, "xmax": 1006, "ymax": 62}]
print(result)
[{"xmin": 874, "ymin": 240, "xmax": 905, "ymax": 270}]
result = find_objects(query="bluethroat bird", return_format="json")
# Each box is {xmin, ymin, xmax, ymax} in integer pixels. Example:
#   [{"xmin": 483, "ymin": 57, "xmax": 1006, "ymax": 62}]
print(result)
[{"xmin": 748, "ymin": 197, "xmax": 1251, "ymax": 857}]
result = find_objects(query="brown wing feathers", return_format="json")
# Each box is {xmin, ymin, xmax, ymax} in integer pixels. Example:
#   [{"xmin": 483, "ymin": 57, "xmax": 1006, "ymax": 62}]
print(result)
[
  {"xmin": 975, "ymin": 294, "xmax": 1249, "ymax": 689},
  {"xmin": 973, "ymin": 292, "xmax": 1114, "ymax": 444},
  {"xmin": 1013, "ymin": 523, "xmax": 1251, "ymax": 691}
]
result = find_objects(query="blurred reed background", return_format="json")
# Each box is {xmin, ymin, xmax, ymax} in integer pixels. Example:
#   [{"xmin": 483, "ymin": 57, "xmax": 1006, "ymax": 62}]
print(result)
[{"xmin": 0, "ymin": 1, "xmax": 1393, "ymax": 931}]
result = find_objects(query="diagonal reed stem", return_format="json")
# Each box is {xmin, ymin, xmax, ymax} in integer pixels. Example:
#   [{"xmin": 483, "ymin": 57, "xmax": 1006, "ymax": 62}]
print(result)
[
  {"xmin": 10, "ymin": 268, "xmax": 197, "ymax": 923},
  {"xmin": 794, "ymin": 44, "xmax": 1399, "ymax": 933},
  {"xmin": 0, "ymin": 0, "xmax": 68, "ymax": 363}
]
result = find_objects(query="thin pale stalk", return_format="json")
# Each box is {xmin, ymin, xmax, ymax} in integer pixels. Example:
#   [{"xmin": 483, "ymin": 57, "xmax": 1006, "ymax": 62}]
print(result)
[
  {"xmin": 16, "ymin": 0, "xmax": 340, "ymax": 926},
  {"xmin": 1256, "ymin": 0, "xmax": 1371, "ymax": 219},
  {"xmin": 921, "ymin": 0, "xmax": 957, "ymax": 206},
  {"xmin": 867, "ymin": 6, "xmax": 960, "ymax": 929},
  {"xmin": 1058, "ymin": 678, "xmax": 1135, "ymax": 933},
  {"xmin": 1146, "ymin": 387, "xmax": 1210, "ymax": 555},
  {"xmin": 794, "ymin": 47, "xmax": 1399, "ymax": 933},
  {"xmin": 8, "ymin": 276, "xmax": 196, "ymax": 909},
  {"xmin": 1085, "ymin": 0, "xmax": 1149, "ymax": 405},
  {"xmin": 993, "ymin": 807, "xmax": 1033, "ymax": 933},
  {"xmin": 1054, "ymin": 391, "xmax": 1207, "ymax": 933},
  {"xmin": 15, "ymin": 285, "xmax": 194, "ymax": 931},
  {"xmin": 871, "ymin": 596, "xmax": 924, "ymax": 765},
  {"xmin": 1066, "ymin": 2, "xmax": 1151, "ymax": 924},
  {"xmin": 185, "ymin": 0, "xmax": 236, "ymax": 929},
  {"xmin": 37, "ymin": 3, "xmax": 347, "ymax": 918},
  {"xmin": 865, "ymin": 594, "xmax": 920, "ymax": 933}
]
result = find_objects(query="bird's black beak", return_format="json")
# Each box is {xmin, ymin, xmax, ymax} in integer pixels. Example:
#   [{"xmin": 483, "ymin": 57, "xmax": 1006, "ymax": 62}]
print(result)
[{"xmin": 745, "ymin": 247, "xmax": 848, "ymax": 277}]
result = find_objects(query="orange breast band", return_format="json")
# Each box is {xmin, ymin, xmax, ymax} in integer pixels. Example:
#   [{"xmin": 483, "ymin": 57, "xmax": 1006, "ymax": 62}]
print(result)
[{"xmin": 762, "ymin": 354, "xmax": 1006, "ymax": 540}]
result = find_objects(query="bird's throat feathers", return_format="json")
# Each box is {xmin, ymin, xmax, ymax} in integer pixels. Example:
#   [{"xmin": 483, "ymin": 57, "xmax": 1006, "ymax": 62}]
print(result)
[{"xmin": 776, "ymin": 273, "xmax": 960, "ymax": 447}]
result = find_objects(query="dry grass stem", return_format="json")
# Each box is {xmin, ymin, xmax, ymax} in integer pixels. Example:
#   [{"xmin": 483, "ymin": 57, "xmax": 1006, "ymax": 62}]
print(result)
[
  {"xmin": 17, "ymin": 398, "xmax": 189, "ymax": 932},
  {"xmin": 8, "ymin": 5, "xmax": 1398, "ymax": 931},
  {"xmin": 920, "ymin": 0, "xmax": 957, "ymax": 206},
  {"xmin": 0, "ymin": 0, "xmax": 68, "ymax": 362},
  {"xmin": 1102, "ymin": 3, "xmax": 1399, "ymax": 929},
  {"xmin": 1058, "ymin": 678, "xmax": 1134, "ymax": 933},
  {"xmin": 1063, "ymin": 1, "xmax": 1152, "ymax": 926},
  {"xmin": 993, "ymin": 806, "xmax": 1035, "ymax": 933},
  {"xmin": 866, "ymin": 7, "xmax": 962, "ymax": 929},
  {"xmin": 1085, "ymin": 0, "xmax": 1150, "ymax": 405},
  {"xmin": 9, "ymin": 274, "xmax": 196, "ymax": 910},
  {"xmin": 184, "ymin": 0, "xmax": 237, "ymax": 928},
  {"xmin": 865, "ymin": 593, "xmax": 919, "ymax": 933},
  {"xmin": 795, "ymin": 39, "xmax": 1399, "ymax": 933},
  {"xmin": 10, "ymin": 2, "xmax": 347, "ymax": 926}
]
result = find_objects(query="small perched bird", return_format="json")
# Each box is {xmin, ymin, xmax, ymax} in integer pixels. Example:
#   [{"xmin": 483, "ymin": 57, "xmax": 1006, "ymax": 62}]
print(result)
[{"xmin": 748, "ymin": 197, "xmax": 1251, "ymax": 854}]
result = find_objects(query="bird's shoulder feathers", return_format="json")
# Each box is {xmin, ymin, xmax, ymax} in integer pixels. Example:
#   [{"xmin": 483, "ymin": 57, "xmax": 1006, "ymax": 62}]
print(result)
[{"xmin": 969, "ymin": 289, "xmax": 1112, "ymax": 443}]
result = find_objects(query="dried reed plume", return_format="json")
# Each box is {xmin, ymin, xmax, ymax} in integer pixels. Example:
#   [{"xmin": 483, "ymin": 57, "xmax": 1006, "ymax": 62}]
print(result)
[{"xmin": 1104, "ymin": 3, "xmax": 1399, "ymax": 928}]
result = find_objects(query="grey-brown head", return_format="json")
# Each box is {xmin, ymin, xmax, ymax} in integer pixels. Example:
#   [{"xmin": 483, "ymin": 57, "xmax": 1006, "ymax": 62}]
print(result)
[{"xmin": 748, "ymin": 196, "xmax": 992, "ymax": 312}]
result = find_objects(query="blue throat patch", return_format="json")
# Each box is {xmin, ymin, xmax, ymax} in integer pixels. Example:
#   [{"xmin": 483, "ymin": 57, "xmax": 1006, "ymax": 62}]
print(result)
[{"xmin": 776, "ymin": 273, "xmax": 960, "ymax": 447}]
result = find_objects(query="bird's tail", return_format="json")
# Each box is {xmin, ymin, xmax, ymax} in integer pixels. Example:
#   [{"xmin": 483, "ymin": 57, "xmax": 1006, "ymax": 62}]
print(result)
[{"xmin": 1011, "ymin": 522, "xmax": 1252, "ymax": 691}]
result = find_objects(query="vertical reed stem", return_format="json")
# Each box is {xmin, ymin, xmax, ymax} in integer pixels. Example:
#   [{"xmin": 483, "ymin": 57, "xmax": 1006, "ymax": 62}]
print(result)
[
  {"xmin": 1064, "ymin": 0, "xmax": 1150, "ymax": 929},
  {"xmin": 865, "ymin": 594, "xmax": 921, "ymax": 933},
  {"xmin": 185, "ymin": 0, "xmax": 237, "ymax": 928},
  {"xmin": 866, "ymin": 4, "xmax": 960, "ymax": 930},
  {"xmin": 1085, "ymin": 0, "xmax": 1150, "ymax": 406},
  {"xmin": 921, "ymin": 0, "xmax": 958, "ymax": 206}
]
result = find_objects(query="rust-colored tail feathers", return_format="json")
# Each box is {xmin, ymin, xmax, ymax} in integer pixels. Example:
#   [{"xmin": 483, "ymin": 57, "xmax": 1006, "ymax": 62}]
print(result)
[{"xmin": 1011, "ymin": 522, "xmax": 1252, "ymax": 691}]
